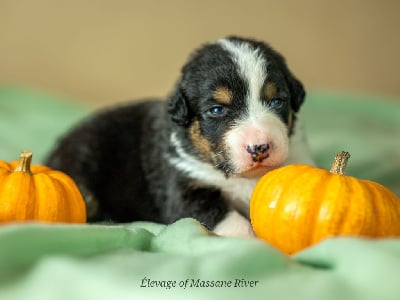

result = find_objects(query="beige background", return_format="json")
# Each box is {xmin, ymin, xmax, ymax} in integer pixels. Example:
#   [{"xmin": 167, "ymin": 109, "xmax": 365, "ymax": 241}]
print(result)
[{"xmin": 1, "ymin": 0, "xmax": 400, "ymax": 107}]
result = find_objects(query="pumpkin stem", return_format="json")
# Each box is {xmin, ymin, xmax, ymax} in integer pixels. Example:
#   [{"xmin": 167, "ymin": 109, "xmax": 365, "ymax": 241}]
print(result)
[
  {"xmin": 14, "ymin": 150, "xmax": 33, "ymax": 175},
  {"xmin": 330, "ymin": 151, "xmax": 351, "ymax": 175}
]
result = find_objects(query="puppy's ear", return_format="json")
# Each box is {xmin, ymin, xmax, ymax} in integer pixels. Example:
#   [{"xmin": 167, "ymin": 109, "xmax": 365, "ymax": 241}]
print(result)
[
  {"xmin": 272, "ymin": 50, "xmax": 306, "ymax": 112},
  {"xmin": 287, "ymin": 75, "xmax": 305, "ymax": 112},
  {"xmin": 168, "ymin": 85, "xmax": 192, "ymax": 126}
]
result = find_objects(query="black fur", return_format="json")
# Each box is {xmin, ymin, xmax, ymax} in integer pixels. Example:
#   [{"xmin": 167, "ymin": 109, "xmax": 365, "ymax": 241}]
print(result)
[
  {"xmin": 47, "ymin": 100, "xmax": 229, "ymax": 226},
  {"xmin": 228, "ymin": 36, "xmax": 305, "ymax": 112},
  {"xmin": 45, "ymin": 36, "xmax": 305, "ymax": 229}
]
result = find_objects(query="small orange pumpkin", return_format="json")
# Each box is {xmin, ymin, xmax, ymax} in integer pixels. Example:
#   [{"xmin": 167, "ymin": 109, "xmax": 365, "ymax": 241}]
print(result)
[
  {"xmin": 0, "ymin": 150, "xmax": 86, "ymax": 223},
  {"xmin": 250, "ymin": 151, "xmax": 400, "ymax": 255}
]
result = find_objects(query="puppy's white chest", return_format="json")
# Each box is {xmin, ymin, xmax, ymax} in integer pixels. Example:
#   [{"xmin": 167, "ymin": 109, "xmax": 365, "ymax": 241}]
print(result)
[
  {"xmin": 169, "ymin": 131, "xmax": 262, "ymax": 217},
  {"xmin": 218, "ymin": 177, "xmax": 259, "ymax": 218}
]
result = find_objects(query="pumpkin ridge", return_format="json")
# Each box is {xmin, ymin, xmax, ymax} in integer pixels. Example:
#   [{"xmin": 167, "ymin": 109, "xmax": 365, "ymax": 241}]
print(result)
[
  {"xmin": 289, "ymin": 165, "xmax": 317, "ymax": 253},
  {"xmin": 269, "ymin": 166, "xmax": 299, "ymax": 252},
  {"xmin": 53, "ymin": 177, "xmax": 75, "ymax": 221},
  {"xmin": 365, "ymin": 181, "xmax": 384, "ymax": 235},
  {"xmin": 54, "ymin": 175, "xmax": 80, "ymax": 222},
  {"xmin": 0, "ymin": 174, "xmax": 19, "ymax": 221},
  {"xmin": 0, "ymin": 151, "xmax": 87, "ymax": 223},
  {"xmin": 0, "ymin": 172, "xmax": 34, "ymax": 221},
  {"xmin": 23, "ymin": 173, "xmax": 36, "ymax": 220},
  {"xmin": 32, "ymin": 173, "xmax": 64, "ymax": 221},
  {"xmin": 0, "ymin": 161, "xmax": 12, "ymax": 175},
  {"xmin": 250, "ymin": 167, "xmax": 279, "ymax": 246},
  {"xmin": 354, "ymin": 178, "xmax": 379, "ymax": 236},
  {"xmin": 306, "ymin": 168, "xmax": 334, "ymax": 247},
  {"xmin": 251, "ymin": 166, "xmax": 289, "ymax": 250},
  {"xmin": 30, "ymin": 165, "xmax": 52, "ymax": 174},
  {"xmin": 365, "ymin": 180, "xmax": 400, "ymax": 235},
  {"xmin": 335, "ymin": 176, "xmax": 361, "ymax": 236},
  {"xmin": 327, "ymin": 174, "xmax": 358, "ymax": 239},
  {"xmin": 250, "ymin": 151, "xmax": 400, "ymax": 255},
  {"xmin": 46, "ymin": 171, "xmax": 86, "ymax": 222},
  {"xmin": 272, "ymin": 164, "xmax": 311, "ymax": 253}
]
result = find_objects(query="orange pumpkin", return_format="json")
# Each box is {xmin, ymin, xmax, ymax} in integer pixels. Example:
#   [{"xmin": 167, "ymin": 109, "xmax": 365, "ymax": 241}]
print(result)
[
  {"xmin": 0, "ymin": 150, "xmax": 86, "ymax": 223},
  {"xmin": 250, "ymin": 151, "xmax": 400, "ymax": 255}
]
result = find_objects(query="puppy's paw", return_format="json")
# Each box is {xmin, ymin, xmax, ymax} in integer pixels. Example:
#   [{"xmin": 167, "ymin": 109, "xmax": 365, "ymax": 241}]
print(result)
[{"xmin": 213, "ymin": 210, "xmax": 255, "ymax": 238}]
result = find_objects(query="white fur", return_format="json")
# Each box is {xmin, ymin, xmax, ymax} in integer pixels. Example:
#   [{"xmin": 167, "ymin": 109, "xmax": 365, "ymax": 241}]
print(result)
[
  {"xmin": 218, "ymin": 38, "xmax": 290, "ymax": 174},
  {"xmin": 168, "ymin": 118, "xmax": 314, "ymax": 219},
  {"xmin": 285, "ymin": 117, "xmax": 315, "ymax": 166},
  {"xmin": 168, "ymin": 132, "xmax": 259, "ymax": 217},
  {"xmin": 224, "ymin": 111, "xmax": 289, "ymax": 174},
  {"xmin": 167, "ymin": 38, "xmax": 315, "ymax": 236},
  {"xmin": 213, "ymin": 210, "xmax": 255, "ymax": 238},
  {"xmin": 217, "ymin": 39, "xmax": 267, "ymax": 106}
]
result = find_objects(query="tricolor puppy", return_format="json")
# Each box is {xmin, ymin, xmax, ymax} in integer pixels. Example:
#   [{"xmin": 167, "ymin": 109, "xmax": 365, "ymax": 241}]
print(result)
[{"xmin": 46, "ymin": 36, "xmax": 314, "ymax": 237}]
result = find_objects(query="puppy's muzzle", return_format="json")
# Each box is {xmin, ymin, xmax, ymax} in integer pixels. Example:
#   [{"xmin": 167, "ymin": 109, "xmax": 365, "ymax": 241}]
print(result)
[{"xmin": 246, "ymin": 143, "xmax": 270, "ymax": 163}]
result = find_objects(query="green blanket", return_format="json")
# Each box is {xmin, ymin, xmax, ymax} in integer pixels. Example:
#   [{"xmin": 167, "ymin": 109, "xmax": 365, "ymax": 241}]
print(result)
[{"xmin": 0, "ymin": 86, "xmax": 399, "ymax": 300}]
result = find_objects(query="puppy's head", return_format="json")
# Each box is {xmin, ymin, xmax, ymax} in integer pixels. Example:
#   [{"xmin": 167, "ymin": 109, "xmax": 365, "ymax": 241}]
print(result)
[{"xmin": 168, "ymin": 36, "xmax": 305, "ymax": 178}]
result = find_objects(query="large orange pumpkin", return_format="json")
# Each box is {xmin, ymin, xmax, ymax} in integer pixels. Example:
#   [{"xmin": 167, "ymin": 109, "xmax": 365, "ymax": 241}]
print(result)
[
  {"xmin": 250, "ymin": 151, "xmax": 400, "ymax": 255},
  {"xmin": 0, "ymin": 150, "xmax": 86, "ymax": 223}
]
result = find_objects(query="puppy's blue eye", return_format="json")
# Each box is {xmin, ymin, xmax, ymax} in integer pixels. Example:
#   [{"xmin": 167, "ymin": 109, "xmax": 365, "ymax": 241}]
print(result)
[
  {"xmin": 268, "ymin": 98, "xmax": 285, "ymax": 109},
  {"xmin": 208, "ymin": 106, "xmax": 226, "ymax": 117}
]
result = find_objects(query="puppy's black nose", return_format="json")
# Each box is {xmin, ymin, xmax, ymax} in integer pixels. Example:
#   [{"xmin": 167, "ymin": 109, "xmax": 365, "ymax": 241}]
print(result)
[{"xmin": 246, "ymin": 144, "xmax": 270, "ymax": 162}]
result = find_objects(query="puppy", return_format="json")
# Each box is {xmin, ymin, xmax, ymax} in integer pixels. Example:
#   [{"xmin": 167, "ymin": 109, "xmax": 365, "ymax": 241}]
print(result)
[{"xmin": 46, "ymin": 36, "xmax": 314, "ymax": 237}]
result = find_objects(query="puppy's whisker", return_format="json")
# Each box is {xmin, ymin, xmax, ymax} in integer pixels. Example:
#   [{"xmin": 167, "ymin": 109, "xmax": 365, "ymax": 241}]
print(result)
[
  {"xmin": 213, "ymin": 153, "xmax": 227, "ymax": 166},
  {"xmin": 222, "ymin": 166, "xmax": 234, "ymax": 178},
  {"xmin": 213, "ymin": 154, "xmax": 235, "ymax": 178}
]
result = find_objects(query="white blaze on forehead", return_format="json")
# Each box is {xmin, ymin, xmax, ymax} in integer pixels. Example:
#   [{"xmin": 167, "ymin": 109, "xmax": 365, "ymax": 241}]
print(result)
[
  {"xmin": 217, "ymin": 38, "xmax": 268, "ymax": 118},
  {"xmin": 217, "ymin": 38, "xmax": 289, "ymax": 173}
]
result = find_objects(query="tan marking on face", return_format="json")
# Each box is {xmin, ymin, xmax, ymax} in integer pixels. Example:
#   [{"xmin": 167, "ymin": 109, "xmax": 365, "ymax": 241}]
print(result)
[
  {"xmin": 264, "ymin": 82, "xmax": 277, "ymax": 100},
  {"xmin": 213, "ymin": 87, "xmax": 233, "ymax": 105},
  {"xmin": 189, "ymin": 120, "xmax": 214, "ymax": 162}
]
